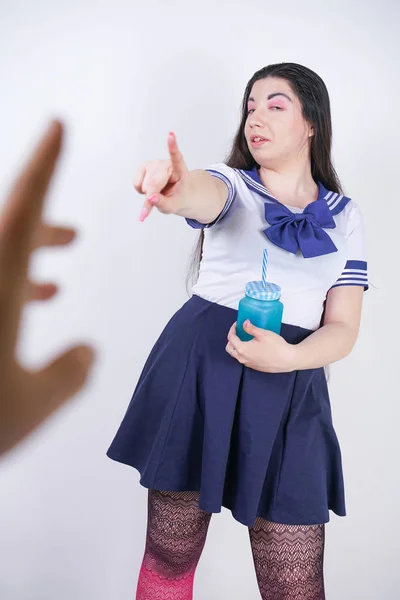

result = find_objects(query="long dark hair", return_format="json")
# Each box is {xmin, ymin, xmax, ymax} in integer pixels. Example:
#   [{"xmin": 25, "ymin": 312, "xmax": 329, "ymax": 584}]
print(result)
[{"xmin": 187, "ymin": 62, "xmax": 343, "ymax": 290}]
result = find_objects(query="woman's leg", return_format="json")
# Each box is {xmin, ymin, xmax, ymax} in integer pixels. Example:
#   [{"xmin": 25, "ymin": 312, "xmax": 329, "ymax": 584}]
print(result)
[
  {"xmin": 136, "ymin": 490, "xmax": 212, "ymax": 600},
  {"xmin": 249, "ymin": 518, "xmax": 326, "ymax": 600}
]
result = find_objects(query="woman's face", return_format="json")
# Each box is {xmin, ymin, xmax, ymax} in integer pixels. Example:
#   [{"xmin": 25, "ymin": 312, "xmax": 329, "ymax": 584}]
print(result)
[{"xmin": 244, "ymin": 77, "xmax": 314, "ymax": 169}]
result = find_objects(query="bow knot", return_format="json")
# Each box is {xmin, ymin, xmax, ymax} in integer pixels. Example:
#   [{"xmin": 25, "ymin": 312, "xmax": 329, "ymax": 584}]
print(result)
[{"xmin": 263, "ymin": 199, "xmax": 337, "ymax": 258}]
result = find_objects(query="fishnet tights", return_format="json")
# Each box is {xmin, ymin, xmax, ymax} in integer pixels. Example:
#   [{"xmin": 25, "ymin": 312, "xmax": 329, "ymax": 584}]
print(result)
[
  {"xmin": 136, "ymin": 490, "xmax": 211, "ymax": 599},
  {"xmin": 136, "ymin": 490, "xmax": 325, "ymax": 599},
  {"xmin": 249, "ymin": 518, "xmax": 326, "ymax": 599}
]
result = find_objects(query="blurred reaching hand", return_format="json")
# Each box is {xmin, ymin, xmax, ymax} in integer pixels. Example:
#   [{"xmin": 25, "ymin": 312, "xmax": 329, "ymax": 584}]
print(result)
[{"xmin": 0, "ymin": 120, "xmax": 96, "ymax": 456}]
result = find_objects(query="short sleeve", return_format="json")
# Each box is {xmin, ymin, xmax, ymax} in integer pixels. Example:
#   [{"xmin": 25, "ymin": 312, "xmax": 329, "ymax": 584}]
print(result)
[
  {"xmin": 185, "ymin": 163, "xmax": 237, "ymax": 229},
  {"xmin": 332, "ymin": 203, "xmax": 368, "ymax": 291}
]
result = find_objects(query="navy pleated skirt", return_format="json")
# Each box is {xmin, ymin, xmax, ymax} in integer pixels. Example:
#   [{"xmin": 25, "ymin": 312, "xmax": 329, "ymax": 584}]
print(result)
[{"xmin": 107, "ymin": 295, "xmax": 345, "ymax": 527}]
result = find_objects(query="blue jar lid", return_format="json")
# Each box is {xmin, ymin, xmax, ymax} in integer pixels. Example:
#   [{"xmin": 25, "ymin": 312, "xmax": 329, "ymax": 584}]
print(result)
[{"xmin": 245, "ymin": 280, "xmax": 281, "ymax": 301}]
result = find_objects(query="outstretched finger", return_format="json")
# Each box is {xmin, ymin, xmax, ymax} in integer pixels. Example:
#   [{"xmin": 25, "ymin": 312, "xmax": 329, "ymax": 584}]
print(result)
[
  {"xmin": 167, "ymin": 132, "xmax": 187, "ymax": 182},
  {"xmin": 0, "ymin": 120, "xmax": 63, "ymax": 254},
  {"xmin": 0, "ymin": 120, "xmax": 64, "ymax": 349}
]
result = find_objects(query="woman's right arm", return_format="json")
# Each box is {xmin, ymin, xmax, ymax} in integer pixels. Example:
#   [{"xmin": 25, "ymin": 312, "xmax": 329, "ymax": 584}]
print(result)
[{"xmin": 134, "ymin": 132, "xmax": 228, "ymax": 225}]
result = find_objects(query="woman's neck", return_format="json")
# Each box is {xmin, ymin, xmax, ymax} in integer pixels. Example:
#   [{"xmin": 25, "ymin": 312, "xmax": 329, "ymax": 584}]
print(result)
[{"xmin": 258, "ymin": 163, "xmax": 318, "ymax": 209}]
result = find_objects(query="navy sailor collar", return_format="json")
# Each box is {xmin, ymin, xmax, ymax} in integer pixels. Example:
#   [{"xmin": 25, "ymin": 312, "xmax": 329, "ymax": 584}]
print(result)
[{"xmin": 237, "ymin": 166, "xmax": 350, "ymax": 217}]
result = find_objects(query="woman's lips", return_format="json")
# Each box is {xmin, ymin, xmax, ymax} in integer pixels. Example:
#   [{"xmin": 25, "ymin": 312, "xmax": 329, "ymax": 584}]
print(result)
[{"xmin": 250, "ymin": 136, "xmax": 270, "ymax": 147}]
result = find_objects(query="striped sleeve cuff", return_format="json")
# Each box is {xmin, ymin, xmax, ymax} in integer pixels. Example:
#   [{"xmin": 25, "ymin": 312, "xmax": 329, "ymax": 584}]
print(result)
[
  {"xmin": 186, "ymin": 169, "xmax": 235, "ymax": 230},
  {"xmin": 331, "ymin": 260, "xmax": 369, "ymax": 291}
]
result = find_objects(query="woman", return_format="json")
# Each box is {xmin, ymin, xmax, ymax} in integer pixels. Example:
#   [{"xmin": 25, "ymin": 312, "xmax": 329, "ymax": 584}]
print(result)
[{"xmin": 108, "ymin": 63, "xmax": 368, "ymax": 599}]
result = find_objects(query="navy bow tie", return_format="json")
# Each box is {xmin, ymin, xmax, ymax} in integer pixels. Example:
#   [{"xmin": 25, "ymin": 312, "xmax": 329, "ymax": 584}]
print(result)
[{"xmin": 263, "ymin": 199, "xmax": 338, "ymax": 258}]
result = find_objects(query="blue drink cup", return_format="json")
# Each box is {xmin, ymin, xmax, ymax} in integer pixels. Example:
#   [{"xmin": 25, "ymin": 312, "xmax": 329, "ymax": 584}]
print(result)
[{"xmin": 236, "ymin": 281, "xmax": 283, "ymax": 342}]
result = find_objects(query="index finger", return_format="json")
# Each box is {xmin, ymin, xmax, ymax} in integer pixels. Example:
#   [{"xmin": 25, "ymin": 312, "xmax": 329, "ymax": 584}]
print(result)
[
  {"xmin": 167, "ymin": 132, "xmax": 186, "ymax": 180},
  {"xmin": 0, "ymin": 120, "xmax": 63, "ymax": 241},
  {"xmin": 0, "ymin": 120, "xmax": 63, "ymax": 350}
]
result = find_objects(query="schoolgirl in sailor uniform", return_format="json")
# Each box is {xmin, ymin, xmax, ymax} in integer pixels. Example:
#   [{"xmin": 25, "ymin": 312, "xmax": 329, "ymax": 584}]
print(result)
[{"xmin": 108, "ymin": 63, "xmax": 368, "ymax": 600}]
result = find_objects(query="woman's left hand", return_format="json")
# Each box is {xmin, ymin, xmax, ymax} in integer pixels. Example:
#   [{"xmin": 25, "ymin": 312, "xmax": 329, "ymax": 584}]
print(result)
[{"xmin": 226, "ymin": 320, "xmax": 297, "ymax": 373}]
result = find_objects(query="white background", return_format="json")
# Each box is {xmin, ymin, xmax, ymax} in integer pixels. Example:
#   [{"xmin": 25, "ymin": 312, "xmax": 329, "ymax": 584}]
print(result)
[{"xmin": 0, "ymin": 0, "xmax": 399, "ymax": 598}]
